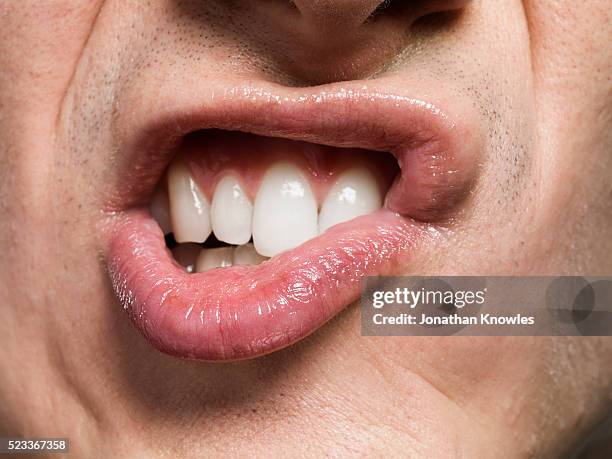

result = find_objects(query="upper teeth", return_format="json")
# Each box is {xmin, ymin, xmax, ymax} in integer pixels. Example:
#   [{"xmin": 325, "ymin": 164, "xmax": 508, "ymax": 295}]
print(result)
[
  {"xmin": 211, "ymin": 175, "xmax": 253, "ymax": 245},
  {"xmin": 252, "ymin": 162, "xmax": 318, "ymax": 257},
  {"xmin": 318, "ymin": 167, "xmax": 383, "ymax": 234},
  {"xmin": 167, "ymin": 159, "xmax": 212, "ymax": 243},
  {"xmin": 154, "ymin": 157, "xmax": 383, "ymax": 267}
]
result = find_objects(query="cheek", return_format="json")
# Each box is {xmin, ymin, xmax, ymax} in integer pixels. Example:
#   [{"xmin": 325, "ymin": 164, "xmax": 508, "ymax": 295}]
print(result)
[{"xmin": 371, "ymin": 335, "xmax": 549, "ymax": 407}]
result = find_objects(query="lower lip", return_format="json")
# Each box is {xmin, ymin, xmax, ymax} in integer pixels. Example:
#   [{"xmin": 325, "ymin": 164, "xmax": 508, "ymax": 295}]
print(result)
[{"xmin": 107, "ymin": 209, "xmax": 436, "ymax": 361}]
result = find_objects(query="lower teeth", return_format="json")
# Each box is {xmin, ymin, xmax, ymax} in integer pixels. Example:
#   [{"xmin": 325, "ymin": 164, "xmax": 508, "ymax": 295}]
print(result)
[{"xmin": 168, "ymin": 235, "xmax": 269, "ymax": 273}]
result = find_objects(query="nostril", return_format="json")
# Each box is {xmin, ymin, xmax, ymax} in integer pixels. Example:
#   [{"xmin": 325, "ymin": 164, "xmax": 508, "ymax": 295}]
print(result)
[
  {"xmin": 367, "ymin": 0, "xmax": 470, "ymax": 23},
  {"xmin": 286, "ymin": 0, "xmax": 300, "ymax": 13},
  {"xmin": 370, "ymin": 0, "xmax": 393, "ymax": 16},
  {"xmin": 367, "ymin": 0, "xmax": 410, "ymax": 21}
]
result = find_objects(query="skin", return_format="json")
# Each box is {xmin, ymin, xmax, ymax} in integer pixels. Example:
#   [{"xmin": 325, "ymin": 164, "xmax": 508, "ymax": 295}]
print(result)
[{"xmin": 0, "ymin": 0, "xmax": 611, "ymax": 457}]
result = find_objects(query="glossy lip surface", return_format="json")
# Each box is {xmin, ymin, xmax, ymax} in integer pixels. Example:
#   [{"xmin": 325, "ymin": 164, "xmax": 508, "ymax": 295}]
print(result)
[
  {"xmin": 110, "ymin": 210, "xmax": 439, "ymax": 360},
  {"xmin": 105, "ymin": 81, "xmax": 481, "ymax": 361}
]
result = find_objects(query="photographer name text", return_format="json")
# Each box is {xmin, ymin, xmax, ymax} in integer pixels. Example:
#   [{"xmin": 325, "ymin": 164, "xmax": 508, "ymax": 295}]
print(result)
[{"xmin": 370, "ymin": 287, "xmax": 535, "ymax": 326}]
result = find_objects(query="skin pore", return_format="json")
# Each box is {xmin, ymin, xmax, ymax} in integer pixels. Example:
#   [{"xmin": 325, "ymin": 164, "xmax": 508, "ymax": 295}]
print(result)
[{"xmin": 0, "ymin": 1, "xmax": 611, "ymax": 457}]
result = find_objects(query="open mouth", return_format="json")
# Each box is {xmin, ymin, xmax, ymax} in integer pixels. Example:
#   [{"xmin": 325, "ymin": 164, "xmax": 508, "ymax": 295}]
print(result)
[
  {"xmin": 106, "ymin": 82, "xmax": 481, "ymax": 361},
  {"xmin": 154, "ymin": 130, "xmax": 400, "ymax": 271}
]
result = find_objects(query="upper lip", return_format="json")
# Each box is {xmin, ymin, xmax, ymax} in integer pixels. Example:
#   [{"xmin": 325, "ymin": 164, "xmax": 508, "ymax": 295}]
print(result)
[
  {"xmin": 104, "ymin": 77, "xmax": 482, "ymax": 361},
  {"xmin": 109, "ymin": 78, "xmax": 481, "ymax": 218}
]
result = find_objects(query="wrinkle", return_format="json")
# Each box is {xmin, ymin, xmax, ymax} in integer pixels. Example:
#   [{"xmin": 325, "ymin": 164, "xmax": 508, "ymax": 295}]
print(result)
[
  {"xmin": 55, "ymin": 1, "xmax": 106, "ymax": 131},
  {"xmin": 45, "ymin": 336, "xmax": 103, "ymax": 435}
]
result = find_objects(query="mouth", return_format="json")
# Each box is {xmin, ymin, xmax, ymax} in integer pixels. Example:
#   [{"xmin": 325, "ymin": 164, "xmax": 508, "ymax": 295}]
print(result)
[{"xmin": 105, "ymin": 80, "xmax": 481, "ymax": 361}]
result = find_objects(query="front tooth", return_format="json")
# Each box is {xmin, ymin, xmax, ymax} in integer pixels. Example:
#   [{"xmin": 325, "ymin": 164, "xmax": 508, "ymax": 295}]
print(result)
[
  {"xmin": 233, "ymin": 243, "xmax": 268, "ymax": 266},
  {"xmin": 150, "ymin": 186, "xmax": 172, "ymax": 235},
  {"xmin": 252, "ymin": 162, "xmax": 318, "ymax": 257},
  {"xmin": 195, "ymin": 247, "xmax": 234, "ymax": 272},
  {"xmin": 211, "ymin": 175, "xmax": 253, "ymax": 245},
  {"xmin": 318, "ymin": 167, "xmax": 382, "ymax": 234},
  {"xmin": 167, "ymin": 158, "xmax": 212, "ymax": 243}
]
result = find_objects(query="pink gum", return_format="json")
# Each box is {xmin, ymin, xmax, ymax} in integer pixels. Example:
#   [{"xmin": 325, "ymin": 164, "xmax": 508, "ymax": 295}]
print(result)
[{"xmin": 181, "ymin": 131, "xmax": 398, "ymax": 205}]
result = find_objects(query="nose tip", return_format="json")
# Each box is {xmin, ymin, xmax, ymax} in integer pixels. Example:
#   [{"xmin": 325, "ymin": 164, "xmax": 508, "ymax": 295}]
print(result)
[
  {"xmin": 251, "ymin": 0, "xmax": 473, "ymax": 84},
  {"xmin": 290, "ymin": 0, "xmax": 472, "ymax": 31},
  {"xmin": 291, "ymin": 0, "xmax": 387, "ymax": 30}
]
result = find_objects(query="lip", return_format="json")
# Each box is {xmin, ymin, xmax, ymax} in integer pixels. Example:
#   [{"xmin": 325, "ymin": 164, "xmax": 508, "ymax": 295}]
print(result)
[{"xmin": 105, "ymin": 80, "xmax": 481, "ymax": 361}]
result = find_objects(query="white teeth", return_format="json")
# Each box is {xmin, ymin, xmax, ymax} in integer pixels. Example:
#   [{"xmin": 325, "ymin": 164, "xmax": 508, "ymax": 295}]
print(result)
[
  {"xmin": 195, "ymin": 247, "xmax": 234, "ymax": 273},
  {"xmin": 164, "ymin": 158, "xmax": 385, "ymax": 269},
  {"xmin": 318, "ymin": 167, "xmax": 382, "ymax": 234},
  {"xmin": 150, "ymin": 186, "xmax": 172, "ymax": 235},
  {"xmin": 211, "ymin": 175, "xmax": 253, "ymax": 245},
  {"xmin": 252, "ymin": 163, "xmax": 318, "ymax": 257},
  {"xmin": 167, "ymin": 159, "xmax": 212, "ymax": 243},
  {"xmin": 233, "ymin": 243, "xmax": 268, "ymax": 266}
]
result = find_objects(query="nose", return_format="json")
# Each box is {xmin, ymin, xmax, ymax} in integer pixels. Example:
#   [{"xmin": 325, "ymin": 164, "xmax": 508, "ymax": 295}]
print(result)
[
  {"xmin": 253, "ymin": 0, "xmax": 472, "ymax": 84},
  {"xmin": 287, "ymin": 0, "xmax": 471, "ymax": 34},
  {"xmin": 290, "ymin": 0, "xmax": 388, "ymax": 30}
]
